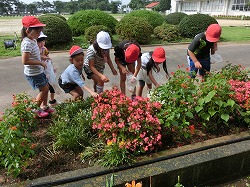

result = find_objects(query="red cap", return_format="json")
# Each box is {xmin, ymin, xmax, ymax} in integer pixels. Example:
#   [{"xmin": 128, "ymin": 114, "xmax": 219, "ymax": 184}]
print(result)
[
  {"xmin": 152, "ymin": 47, "xmax": 166, "ymax": 63},
  {"xmin": 206, "ymin": 24, "xmax": 222, "ymax": 42},
  {"xmin": 69, "ymin": 45, "xmax": 83, "ymax": 57},
  {"xmin": 125, "ymin": 44, "xmax": 140, "ymax": 63},
  {"xmin": 22, "ymin": 16, "xmax": 46, "ymax": 28}
]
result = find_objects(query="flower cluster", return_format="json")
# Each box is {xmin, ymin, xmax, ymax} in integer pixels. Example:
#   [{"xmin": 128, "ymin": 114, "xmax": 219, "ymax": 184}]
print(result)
[
  {"xmin": 91, "ymin": 87, "xmax": 162, "ymax": 153},
  {"xmin": 229, "ymin": 79, "xmax": 250, "ymax": 110}
]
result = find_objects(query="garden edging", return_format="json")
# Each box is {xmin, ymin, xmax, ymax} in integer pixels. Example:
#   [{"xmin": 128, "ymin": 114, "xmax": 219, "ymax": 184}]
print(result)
[{"xmin": 26, "ymin": 131, "xmax": 250, "ymax": 187}]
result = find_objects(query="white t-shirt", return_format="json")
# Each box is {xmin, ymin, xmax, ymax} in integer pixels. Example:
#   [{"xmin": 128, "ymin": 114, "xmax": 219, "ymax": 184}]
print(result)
[
  {"xmin": 141, "ymin": 52, "xmax": 151, "ymax": 68},
  {"xmin": 21, "ymin": 37, "xmax": 43, "ymax": 76}
]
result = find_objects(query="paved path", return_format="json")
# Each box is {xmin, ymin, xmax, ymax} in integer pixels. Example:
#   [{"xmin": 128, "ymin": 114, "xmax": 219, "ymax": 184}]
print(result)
[{"xmin": 1, "ymin": 42, "xmax": 250, "ymax": 113}]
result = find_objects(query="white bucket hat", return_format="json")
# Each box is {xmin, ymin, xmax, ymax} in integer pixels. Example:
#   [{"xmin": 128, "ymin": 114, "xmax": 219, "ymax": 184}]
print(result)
[
  {"xmin": 38, "ymin": 31, "xmax": 47, "ymax": 39},
  {"xmin": 96, "ymin": 31, "xmax": 112, "ymax": 49}
]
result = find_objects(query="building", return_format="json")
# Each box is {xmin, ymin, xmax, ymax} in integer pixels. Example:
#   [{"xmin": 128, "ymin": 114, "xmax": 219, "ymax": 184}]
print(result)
[
  {"xmin": 145, "ymin": 2, "xmax": 160, "ymax": 11},
  {"xmin": 171, "ymin": 0, "xmax": 250, "ymax": 16}
]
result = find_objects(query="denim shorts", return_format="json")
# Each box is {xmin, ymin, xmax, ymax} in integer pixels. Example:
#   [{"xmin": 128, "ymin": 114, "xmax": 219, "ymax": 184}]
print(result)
[
  {"xmin": 25, "ymin": 73, "xmax": 48, "ymax": 90},
  {"xmin": 187, "ymin": 56, "xmax": 211, "ymax": 78}
]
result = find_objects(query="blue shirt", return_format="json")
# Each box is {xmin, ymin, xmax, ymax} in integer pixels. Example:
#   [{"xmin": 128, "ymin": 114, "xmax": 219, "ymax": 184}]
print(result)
[{"xmin": 61, "ymin": 64, "xmax": 85, "ymax": 87}]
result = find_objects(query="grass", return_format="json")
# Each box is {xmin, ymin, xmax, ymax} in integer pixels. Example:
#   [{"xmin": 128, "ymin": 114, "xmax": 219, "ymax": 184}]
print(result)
[
  {"xmin": 220, "ymin": 26, "xmax": 250, "ymax": 42},
  {"xmin": 1, "ymin": 23, "xmax": 250, "ymax": 58}
]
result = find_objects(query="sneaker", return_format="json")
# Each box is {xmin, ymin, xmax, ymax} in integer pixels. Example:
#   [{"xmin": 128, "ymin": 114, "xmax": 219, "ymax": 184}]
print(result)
[
  {"xmin": 44, "ymin": 106, "xmax": 55, "ymax": 114},
  {"xmin": 49, "ymin": 99, "xmax": 58, "ymax": 107},
  {"xmin": 32, "ymin": 109, "xmax": 49, "ymax": 118}
]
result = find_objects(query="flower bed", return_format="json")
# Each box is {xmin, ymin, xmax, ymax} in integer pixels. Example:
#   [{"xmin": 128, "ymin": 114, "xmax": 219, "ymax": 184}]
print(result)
[{"xmin": 0, "ymin": 64, "xmax": 249, "ymax": 185}]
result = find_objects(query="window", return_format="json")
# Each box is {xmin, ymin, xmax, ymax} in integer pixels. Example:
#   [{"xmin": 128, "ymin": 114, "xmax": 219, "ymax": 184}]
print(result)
[
  {"xmin": 201, "ymin": 0, "xmax": 224, "ymax": 11},
  {"xmin": 231, "ymin": 0, "xmax": 250, "ymax": 11},
  {"xmin": 181, "ymin": 2, "xmax": 197, "ymax": 12}
]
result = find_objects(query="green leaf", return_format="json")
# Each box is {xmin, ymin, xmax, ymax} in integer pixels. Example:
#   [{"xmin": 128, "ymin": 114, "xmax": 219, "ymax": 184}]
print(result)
[
  {"xmin": 195, "ymin": 106, "xmax": 203, "ymax": 113},
  {"xmin": 201, "ymin": 113, "xmax": 210, "ymax": 121},
  {"xmin": 221, "ymin": 114, "xmax": 230, "ymax": 122},
  {"xmin": 208, "ymin": 108, "xmax": 216, "ymax": 117},
  {"xmin": 204, "ymin": 90, "xmax": 216, "ymax": 103},
  {"xmin": 227, "ymin": 99, "xmax": 235, "ymax": 107},
  {"xmin": 186, "ymin": 111, "xmax": 193, "ymax": 118}
]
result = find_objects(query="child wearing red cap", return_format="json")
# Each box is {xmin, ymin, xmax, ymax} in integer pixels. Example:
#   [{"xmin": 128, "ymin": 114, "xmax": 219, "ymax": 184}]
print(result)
[
  {"xmin": 84, "ymin": 31, "xmax": 117, "ymax": 93},
  {"xmin": 21, "ymin": 16, "xmax": 53, "ymax": 118},
  {"xmin": 137, "ymin": 47, "xmax": 169, "ymax": 97},
  {"xmin": 58, "ymin": 45, "xmax": 98, "ymax": 100},
  {"xmin": 114, "ymin": 41, "xmax": 142, "ymax": 98},
  {"xmin": 187, "ymin": 23, "xmax": 222, "ymax": 78}
]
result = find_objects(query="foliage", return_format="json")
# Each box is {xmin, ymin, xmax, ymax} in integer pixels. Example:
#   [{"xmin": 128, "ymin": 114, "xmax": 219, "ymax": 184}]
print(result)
[
  {"xmin": 151, "ymin": 66, "xmax": 198, "ymax": 143},
  {"xmin": 154, "ymin": 23, "xmax": 181, "ymax": 42},
  {"xmin": 85, "ymin": 25, "xmax": 112, "ymax": 44},
  {"xmin": 91, "ymin": 87, "xmax": 162, "ymax": 154},
  {"xmin": 38, "ymin": 14, "xmax": 72, "ymax": 48},
  {"xmin": 116, "ymin": 16, "xmax": 153, "ymax": 44},
  {"xmin": 129, "ymin": 0, "xmax": 148, "ymax": 10},
  {"xmin": 67, "ymin": 10, "xmax": 118, "ymax": 36},
  {"xmin": 123, "ymin": 10, "xmax": 165, "ymax": 29},
  {"xmin": 48, "ymin": 97, "xmax": 94, "ymax": 151},
  {"xmin": 179, "ymin": 14, "xmax": 218, "ymax": 38},
  {"xmin": 165, "ymin": 12, "xmax": 188, "ymax": 25},
  {"xmin": 158, "ymin": 0, "xmax": 171, "ymax": 12},
  {"xmin": 44, "ymin": 13, "xmax": 67, "ymax": 21},
  {"xmin": 0, "ymin": 93, "xmax": 38, "ymax": 177}
]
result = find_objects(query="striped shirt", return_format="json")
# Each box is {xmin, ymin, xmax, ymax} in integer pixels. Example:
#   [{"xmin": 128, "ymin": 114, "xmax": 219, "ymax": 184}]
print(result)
[
  {"xmin": 84, "ymin": 44, "xmax": 105, "ymax": 73},
  {"xmin": 21, "ymin": 37, "xmax": 43, "ymax": 76}
]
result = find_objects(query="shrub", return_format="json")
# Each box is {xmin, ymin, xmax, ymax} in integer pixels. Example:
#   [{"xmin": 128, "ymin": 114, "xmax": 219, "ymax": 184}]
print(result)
[
  {"xmin": 49, "ymin": 97, "xmax": 94, "ymax": 151},
  {"xmin": 116, "ymin": 16, "xmax": 153, "ymax": 44},
  {"xmin": 67, "ymin": 10, "xmax": 118, "ymax": 36},
  {"xmin": 179, "ymin": 14, "xmax": 218, "ymax": 38},
  {"xmin": 123, "ymin": 10, "xmax": 165, "ymax": 29},
  {"xmin": 38, "ymin": 15, "xmax": 72, "ymax": 48},
  {"xmin": 165, "ymin": 12, "xmax": 188, "ymax": 25},
  {"xmin": 154, "ymin": 23, "xmax": 181, "ymax": 42},
  {"xmin": 44, "ymin": 13, "xmax": 67, "ymax": 21},
  {"xmin": 0, "ymin": 93, "xmax": 39, "ymax": 177},
  {"xmin": 85, "ymin": 25, "xmax": 112, "ymax": 44}
]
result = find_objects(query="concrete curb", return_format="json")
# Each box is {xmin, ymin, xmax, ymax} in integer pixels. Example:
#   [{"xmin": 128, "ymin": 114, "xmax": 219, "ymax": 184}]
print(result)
[{"xmin": 27, "ymin": 131, "xmax": 250, "ymax": 187}]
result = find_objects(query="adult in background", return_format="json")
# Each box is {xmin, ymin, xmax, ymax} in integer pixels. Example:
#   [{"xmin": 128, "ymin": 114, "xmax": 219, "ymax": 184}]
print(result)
[{"xmin": 187, "ymin": 24, "xmax": 222, "ymax": 78}]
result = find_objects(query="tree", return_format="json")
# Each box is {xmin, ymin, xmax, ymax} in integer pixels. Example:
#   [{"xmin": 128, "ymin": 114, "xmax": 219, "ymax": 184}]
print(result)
[
  {"xmin": 110, "ymin": 1, "xmax": 121, "ymax": 13},
  {"xmin": 53, "ymin": 1, "xmax": 65, "ymax": 13},
  {"xmin": 128, "ymin": 0, "xmax": 150, "ymax": 10},
  {"xmin": 27, "ymin": 3, "xmax": 38, "ymax": 14},
  {"xmin": 0, "ymin": 0, "xmax": 19, "ymax": 15},
  {"xmin": 158, "ymin": 0, "xmax": 171, "ymax": 12}
]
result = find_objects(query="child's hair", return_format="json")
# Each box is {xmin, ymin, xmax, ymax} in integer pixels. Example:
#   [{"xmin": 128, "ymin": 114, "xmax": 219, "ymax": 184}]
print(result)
[
  {"xmin": 93, "ymin": 40, "xmax": 103, "ymax": 58},
  {"xmin": 21, "ymin": 26, "xmax": 43, "ymax": 40},
  {"xmin": 146, "ymin": 51, "xmax": 169, "ymax": 76},
  {"xmin": 37, "ymin": 37, "xmax": 46, "ymax": 42}
]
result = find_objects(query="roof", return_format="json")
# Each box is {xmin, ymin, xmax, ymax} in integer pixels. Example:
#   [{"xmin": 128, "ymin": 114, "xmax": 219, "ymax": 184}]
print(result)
[{"xmin": 145, "ymin": 2, "xmax": 160, "ymax": 8}]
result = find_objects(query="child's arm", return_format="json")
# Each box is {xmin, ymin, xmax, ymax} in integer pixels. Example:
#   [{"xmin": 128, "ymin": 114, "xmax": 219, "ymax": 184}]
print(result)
[
  {"xmin": 22, "ymin": 52, "xmax": 47, "ymax": 68},
  {"xmin": 106, "ymin": 55, "xmax": 118, "ymax": 75},
  {"xmin": 211, "ymin": 42, "xmax": 217, "ymax": 55},
  {"xmin": 82, "ymin": 85, "xmax": 98, "ymax": 97},
  {"xmin": 115, "ymin": 57, "xmax": 129, "ymax": 74},
  {"xmin": 89, "ymin": 60, "xmax": 109, "ymax": 82},
  {"xmin": 148, "ymin": 70, "xmax": 160, "ymax": 87},
  {"xmin": 187, "ymin": 50, "xmax": 202, "ymax": 69},
  {"xmin": 134, "ymin": 57, "xmax": 141, "ymax": 77}
]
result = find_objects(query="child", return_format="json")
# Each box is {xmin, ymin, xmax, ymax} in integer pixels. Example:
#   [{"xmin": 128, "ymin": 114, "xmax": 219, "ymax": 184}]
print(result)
[
  {"xmin": 58, "ymin": 45, "xmax": 98, "ymax": 100},
  {"xmin": 37, "ymin": 32, "xmax": 58, "ymax": 107},
  {"xmin": 137, "ymin": 47, "xmax": 169, "ymax": 97},
  {"xmin": 21, "ymin": 16, "xmax": 53, "ymax": 118},
  {"xmin": 114, "ymin": 41, "xmax": 142, "ymax": 98},
  {"xmin": 187, "ymin": 23, "xmax": 222, "ymax": 78},
  {"xmin": 84, "ymin": 31, "xmax": 117, "ymax": 93}
]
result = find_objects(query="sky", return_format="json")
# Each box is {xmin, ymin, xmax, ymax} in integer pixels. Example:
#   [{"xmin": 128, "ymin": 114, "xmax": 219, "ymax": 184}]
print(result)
[{"xmin": 20, "ymin": 0, "xmax": 131, "ymax": 5}]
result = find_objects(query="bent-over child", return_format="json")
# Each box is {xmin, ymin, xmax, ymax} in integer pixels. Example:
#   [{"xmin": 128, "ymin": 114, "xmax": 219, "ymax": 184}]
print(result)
[
  {"xmin": 137, "ymin": 47, "xmax": 169, "ymax": 97},
  {"xmin": 58, "ymin": 45, "xmax": 98, "ymax": 100},
  {"xmin": 84, "ymin": 31, "xmax": 117, "ymax": 93}
]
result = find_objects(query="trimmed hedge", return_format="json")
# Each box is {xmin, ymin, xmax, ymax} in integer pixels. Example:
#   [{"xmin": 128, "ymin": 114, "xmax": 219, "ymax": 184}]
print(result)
[
  {"xmin": 116, "ymin": 16, "xmax": 153, "ymax": 44},
  {"xmin": 165, "ymin": 12, "xmax": 187, "ymax": 25},
  {"xmin": 38, "ymin": 15, "xmax": 72, "ymax": 48},
  {"xmin": 123, "ymin": 10, "xmax": 165, "ymax": 29},
  {"xmin": 179, "ymin": 14, "xmax": 218, "ymax": 38},
  {"xmin": 85, "ymin": 25, "xmax": 112, "ymax": 44},
  {"xmin": 44, "ymin": 13, "xmax": 67, "ymax": 21},
  {"xmin": 154, "ymin": 23, "xmax": 181, "ymax": 42},
  {"xmin": 67, "ymin": 10, "xmax": 118, "ymax": 36}
]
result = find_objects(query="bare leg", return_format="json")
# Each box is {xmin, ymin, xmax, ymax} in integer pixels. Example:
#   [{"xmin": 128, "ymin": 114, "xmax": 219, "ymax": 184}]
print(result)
[{"xmin": 37, "ymin": 84, "xmax": 49, "ymax": 108}]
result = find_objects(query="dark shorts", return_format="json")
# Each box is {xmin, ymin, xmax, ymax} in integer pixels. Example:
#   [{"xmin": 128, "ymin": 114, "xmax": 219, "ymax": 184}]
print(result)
[
  {"xmin": 84, "ymin": 65, "xmax": 104, "ymax": 79},
  {"xmin": 187, "ymin": 56, "xmax": 211, "ymax": 78},
  {"xmin": 48, "ymin": 83, "xmax": 55, "ymax": 93},
  {"xmin": 25, "ymin": 73, "xmax": 48, "ymax": 90},
  {"xmin": 58, "ymin": 77, "xmax": 78, "ymax": 93}
]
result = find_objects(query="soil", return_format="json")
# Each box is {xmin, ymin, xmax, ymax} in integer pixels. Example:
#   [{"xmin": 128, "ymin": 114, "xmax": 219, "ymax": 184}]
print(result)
[{"xmin": 0, "ymin": 118, "xmax": 249, "ymax": 186}]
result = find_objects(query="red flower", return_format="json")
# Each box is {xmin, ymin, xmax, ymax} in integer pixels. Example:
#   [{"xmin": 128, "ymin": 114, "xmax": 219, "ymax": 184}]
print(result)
[{"xmin": 189, "ymin": 125, "xmax": 195, "ymax": 135}]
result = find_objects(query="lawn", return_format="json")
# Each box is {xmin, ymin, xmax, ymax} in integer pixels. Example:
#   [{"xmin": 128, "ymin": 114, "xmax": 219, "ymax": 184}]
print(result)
[{"xmin": 220, "ymin": 26, "xmax": 250, "ymax": 42}]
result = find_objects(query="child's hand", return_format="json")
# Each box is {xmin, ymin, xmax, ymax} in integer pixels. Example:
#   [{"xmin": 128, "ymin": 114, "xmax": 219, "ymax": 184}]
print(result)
[
  {"xmin": 130, "ymin": 76, "xmax": 137, "ymax": 83},
  {"xmin": 40, "ymin": 61, "xmax": 47, "ymax": 69},
  {"xmin": 91, "ymin": 92, "xmax": 99, "ymax": 97},
  {"xmin": 112, "ymin": 69, "xmax": 118, "ymax": 75},
  {"xmin": 122, "ymin": 67, "xmax": 129, "ymax": 74},
  {"xmin": 101, "ymin": 75, "xmax": 109, "ymax": 83}
]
